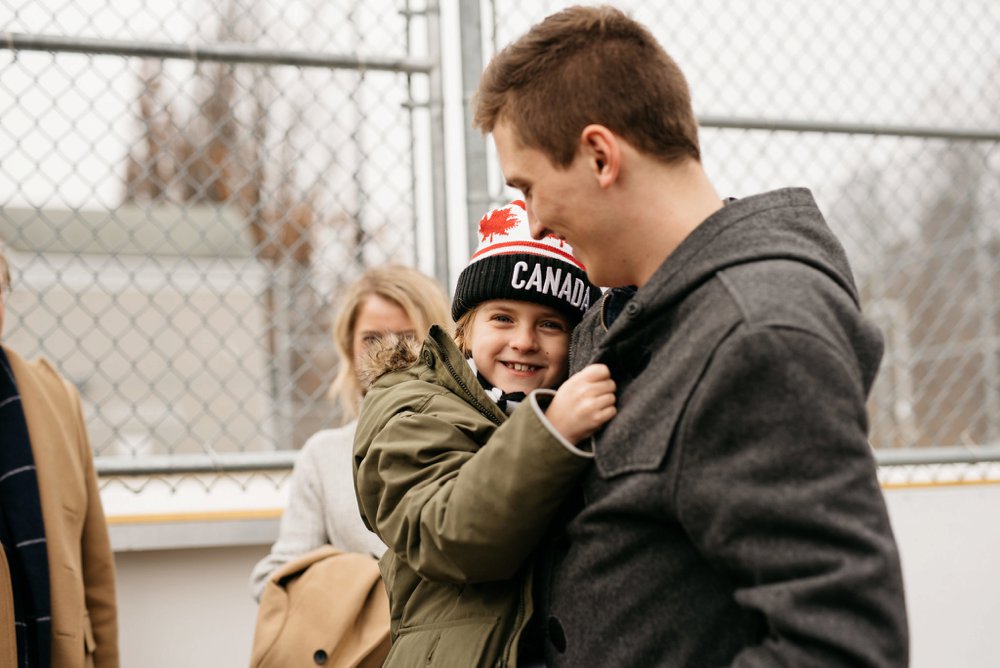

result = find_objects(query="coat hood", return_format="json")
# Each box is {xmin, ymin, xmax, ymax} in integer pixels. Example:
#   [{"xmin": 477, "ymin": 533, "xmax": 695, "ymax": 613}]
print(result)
[
  {"xmin": 602, "ymin": 188, "xmax": 859, "ymax": 342},
  {"xmin": 356, "ymin": 332, "xmax": 423, "ymax": 394}
]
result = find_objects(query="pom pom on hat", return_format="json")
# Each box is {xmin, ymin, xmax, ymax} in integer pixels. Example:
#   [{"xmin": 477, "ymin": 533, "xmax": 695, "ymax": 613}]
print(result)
[{"xmin": 451, "ymin": 200, "xmax": 601, "ymax": 324}]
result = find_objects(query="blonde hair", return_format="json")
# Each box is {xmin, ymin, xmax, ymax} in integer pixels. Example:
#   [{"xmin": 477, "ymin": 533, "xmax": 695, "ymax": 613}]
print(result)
[
  {"xmin": 452, "ymin": 306, "xmax": 479, "ymax": 357},
  {"xmin": 329, "ymin": 265, "xmax": 451, "ymax": 419}
]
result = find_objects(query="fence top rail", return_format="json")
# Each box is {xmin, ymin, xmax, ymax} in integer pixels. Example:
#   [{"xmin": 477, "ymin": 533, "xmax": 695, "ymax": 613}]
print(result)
[
  {"xmin": 876, "ymin": 444, "xmax": 1000, "ymax": 467},
  {"xmin": 699, "ymin": 115, "xmax": 1000, "ymax": 142},
  {"xmin": 97, "ymin": 452, "xmax": 298, "ymax": 476},
  {"xmin": 93, "ymin": 445, "xmax": 1000, "ymax": 476},
  {"xmin": 1, "ymin": 31, "xmax": 434, "ymax": 73}
]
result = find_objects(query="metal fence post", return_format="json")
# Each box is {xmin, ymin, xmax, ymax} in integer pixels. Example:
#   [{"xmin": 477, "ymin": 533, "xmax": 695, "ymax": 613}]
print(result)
[
  {"xmin": 424, "ymin": 1, "xmax": 451, "ymax": 287},
  {"xmin": 457, "ymin": 0, "xmax": 491, "ymax": 253}
]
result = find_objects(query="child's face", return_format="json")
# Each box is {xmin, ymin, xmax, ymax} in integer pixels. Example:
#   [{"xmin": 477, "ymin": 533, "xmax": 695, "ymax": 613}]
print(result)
[{"xmin": 470, "ymin": 299, "xmax": 570, "ymax": 395}]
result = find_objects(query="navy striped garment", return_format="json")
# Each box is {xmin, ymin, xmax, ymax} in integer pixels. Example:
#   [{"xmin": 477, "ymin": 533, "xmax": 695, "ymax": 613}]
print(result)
[{"xmin": 0, "ymin": 348, "xmax": 51, "ymax": 668}]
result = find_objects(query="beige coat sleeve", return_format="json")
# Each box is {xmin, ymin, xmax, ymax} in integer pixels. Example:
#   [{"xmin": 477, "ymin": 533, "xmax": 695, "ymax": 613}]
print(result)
[{"xmin": 67, "ymin": 376, "xmax": 120, "ymax": 668}]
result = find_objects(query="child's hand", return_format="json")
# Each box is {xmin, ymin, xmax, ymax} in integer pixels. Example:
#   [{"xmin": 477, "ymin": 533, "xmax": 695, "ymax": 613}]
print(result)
[{"xmin": 545, "ymin": 364, "xmax": 617, "ymax": 444}]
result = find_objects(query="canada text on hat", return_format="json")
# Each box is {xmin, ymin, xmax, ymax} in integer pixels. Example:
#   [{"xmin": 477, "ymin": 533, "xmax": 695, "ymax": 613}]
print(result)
[{"xmin": 451, "ymin": 200, "xmax": 601, "ymax": 323}]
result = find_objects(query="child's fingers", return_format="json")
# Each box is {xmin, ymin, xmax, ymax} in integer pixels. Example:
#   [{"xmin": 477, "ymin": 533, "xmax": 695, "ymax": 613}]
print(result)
[
  {"xmin": 579, "ymin": 380, "xmax": 617, "ymax": 403},
  {"xmin": 574, "ymin": 390, "xmax": 616, "ymax": 419},
  {"xmin": 566, "ymin": 373, "xmax": 615, "ymax": 396},
  {"xmin": 593, "ymin": 404, "xmax": 617, "ymax": 423},
  {"xmin": 590, "ymin": 379, "xmax": 616, "ymax": 396},
  {"xmin": 547, "ymin": 364, "xmax": 618, "ymax": 441},
  {"xmin": 590, "ymin": 392, "xmax": 616, "ymax": 409},
  {"xmin": 567, "ymin": 363, "xmax": 612, "ymax": 385},
  {"xmin": 579, "ymin": 363, "xmax": 612, "ymax": 380},
  {"xmin": 581, "ymin": 404, "xmax": 616, "ymax": 430}
]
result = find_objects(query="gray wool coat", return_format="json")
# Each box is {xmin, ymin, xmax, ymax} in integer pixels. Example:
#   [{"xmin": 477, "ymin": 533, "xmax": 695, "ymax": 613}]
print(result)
[{"xmin": 535, "ymin": 188, "xmax": 909, "ymax": 667}]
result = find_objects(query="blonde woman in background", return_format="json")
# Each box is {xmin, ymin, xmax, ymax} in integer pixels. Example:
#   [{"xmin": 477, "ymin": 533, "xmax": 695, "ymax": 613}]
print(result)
[{"xmin": 249, "ymin": 265, "xmax": 451, "ymax": 600}]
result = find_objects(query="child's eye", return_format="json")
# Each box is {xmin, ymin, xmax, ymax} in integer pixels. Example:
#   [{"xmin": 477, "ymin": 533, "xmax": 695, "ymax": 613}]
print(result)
[
  {"xmin": 540, "ymin": 320, "xmax": 567, "ymax": 331},
  {"xmin": 490, "ymin": 314, "xmax": 514, "ymax": 324}
]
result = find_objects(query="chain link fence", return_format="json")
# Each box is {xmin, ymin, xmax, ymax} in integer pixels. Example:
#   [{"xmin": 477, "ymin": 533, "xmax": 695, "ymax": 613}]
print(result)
[
  {"xmin": 2, "ymin": 0, "xmax": 999, "ymax": 494},
  {"xmin": 1, "ymin": 0, "xmax": 447, "ymax": 494}
]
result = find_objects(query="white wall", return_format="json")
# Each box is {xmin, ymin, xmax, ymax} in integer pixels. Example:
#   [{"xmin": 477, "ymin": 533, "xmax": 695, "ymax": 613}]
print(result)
[
  {"xmin": 109, "ymin": 484, "xmax": 1000, "ymax": 668},
  {"xmin": 115, "ymin": 545, "xmax": 268, "ymax": 668},
  {"xmin": 884, "ymin": 484, "xmax": 1000, "ymax": 668}
]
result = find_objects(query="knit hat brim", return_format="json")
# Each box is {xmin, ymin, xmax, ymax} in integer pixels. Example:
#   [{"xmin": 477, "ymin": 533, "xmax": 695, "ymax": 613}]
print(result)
[{"xmin": 451, "ymin": 253, "xmax": 601, "ymax": 325}]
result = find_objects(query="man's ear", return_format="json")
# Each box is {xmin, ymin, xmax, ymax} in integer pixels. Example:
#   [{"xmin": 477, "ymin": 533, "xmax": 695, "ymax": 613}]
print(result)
[{"xmin": 580, "ymin": 124, "xmax": 620, "ymax": 188}]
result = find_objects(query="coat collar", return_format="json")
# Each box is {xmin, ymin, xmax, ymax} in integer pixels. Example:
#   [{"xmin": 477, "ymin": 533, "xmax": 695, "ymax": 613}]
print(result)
[{"xmin": 417, "ymin": 326, "xmax": 507, "ymax": 426}]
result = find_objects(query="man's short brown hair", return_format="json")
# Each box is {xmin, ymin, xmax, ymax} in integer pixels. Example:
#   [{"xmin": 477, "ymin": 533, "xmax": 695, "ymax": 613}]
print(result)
[{"xmin": 474, "ymin": 5, "xmax": 700, "ymax": 167}]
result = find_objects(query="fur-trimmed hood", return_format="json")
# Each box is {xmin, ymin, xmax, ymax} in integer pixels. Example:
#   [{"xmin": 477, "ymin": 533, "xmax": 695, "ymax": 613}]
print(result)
[
  {"xmin": 357, "ymin": 332, "xmax": 424, "ymax": 393},
  {"xmin": 356, "ymin": 325, "xmax": 509, "ymax": 429}
]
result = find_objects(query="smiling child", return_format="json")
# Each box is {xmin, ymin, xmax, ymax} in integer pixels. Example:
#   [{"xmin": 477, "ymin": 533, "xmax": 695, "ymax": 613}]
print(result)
[{"xmin": 352, "ymin": 201, "xmax": 614, "ymax": 667}]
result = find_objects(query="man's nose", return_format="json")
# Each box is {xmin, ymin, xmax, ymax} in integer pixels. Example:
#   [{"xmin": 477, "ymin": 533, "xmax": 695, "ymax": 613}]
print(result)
[{"xmin": 526, "ymin": 207, "xmax": 547, "ymax": 240}]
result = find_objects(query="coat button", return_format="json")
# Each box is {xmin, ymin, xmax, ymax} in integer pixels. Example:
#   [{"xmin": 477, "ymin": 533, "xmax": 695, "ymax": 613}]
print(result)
[
  {"xmin": 422, "ymin": 349, "xmax": 434, "ymax": 368},
  {"xmin": 313, "ymin": 649, "xmax": 327, "ymax": 665},
  {"xmin": 625, "ymin": 301, "xmax": 641, "ymax": 317},
  {"xmin": 547, "ymin": 616, "xmax": 567, "ymax": 653}
]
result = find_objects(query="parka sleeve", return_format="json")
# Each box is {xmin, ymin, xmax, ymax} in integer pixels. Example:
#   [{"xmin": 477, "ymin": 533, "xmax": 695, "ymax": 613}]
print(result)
[
  {"xmin": 674, "ymin": 325, "xmax": 908, "ymax": 668},
  {"xmin": 355, "ymin": 387, "xmax": 589, "ymax": 584}
]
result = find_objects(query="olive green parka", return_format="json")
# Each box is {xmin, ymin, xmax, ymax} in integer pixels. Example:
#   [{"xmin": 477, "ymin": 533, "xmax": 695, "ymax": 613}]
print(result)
[{"xmin": 353, "ymin": 327, "xmax": 591, "ymax": 667}]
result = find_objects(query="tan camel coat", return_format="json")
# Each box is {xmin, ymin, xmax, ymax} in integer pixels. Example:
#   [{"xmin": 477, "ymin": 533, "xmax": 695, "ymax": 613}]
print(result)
[
  {"xmin": 251, "ymin": 545, "xmax": 390, "ymax": 668},
  {"xmin": 0, "ymin": 346, "xmax": 119, "ymax": 667}
]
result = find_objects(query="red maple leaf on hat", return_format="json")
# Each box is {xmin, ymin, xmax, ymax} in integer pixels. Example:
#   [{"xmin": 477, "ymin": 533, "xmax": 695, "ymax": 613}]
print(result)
[{"xmin": 479, "ymin": 206, "xmax": 519, "ymax": 242}]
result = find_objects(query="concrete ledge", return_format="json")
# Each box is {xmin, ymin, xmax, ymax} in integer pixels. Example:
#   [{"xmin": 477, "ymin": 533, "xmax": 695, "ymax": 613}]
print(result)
[
  {"xmin": 101, "ymin": 471, "xmax": 290, "ymax": 551},
  {"xmin": 108, "ymin": 510, "xmax": 281, "ymax": 551}
]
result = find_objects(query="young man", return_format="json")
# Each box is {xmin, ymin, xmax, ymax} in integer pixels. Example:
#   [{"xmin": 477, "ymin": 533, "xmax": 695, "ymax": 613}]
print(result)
[{"xmin": 473, "ymin": 6, "xmax": 908, "ymax": 667}]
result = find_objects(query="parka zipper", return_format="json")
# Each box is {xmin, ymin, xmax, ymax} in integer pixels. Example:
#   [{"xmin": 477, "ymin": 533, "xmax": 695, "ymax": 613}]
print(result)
[
  {"xmin": 439, "ymin": 344, "xmax": 528, "ymax": 667},
  {"xmin": 439, "ymin": 352, "xmax": 503, "ymax": 426},
  {"xmin": 436, "ymin": 338, "xmax": 538, "ymax": 667},
  {"xmin": 499, "ymin": 564, "xmax": 533, "ymax": 667},
  {"xmin": 599, "ymin": 289, "xmax": 612, "ymax": 331}
]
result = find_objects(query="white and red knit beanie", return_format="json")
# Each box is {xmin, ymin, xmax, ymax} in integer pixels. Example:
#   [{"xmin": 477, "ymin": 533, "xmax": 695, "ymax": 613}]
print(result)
[{"xmin": 451, "ymin": 200, "xmax": 601, "ymax": 325}]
